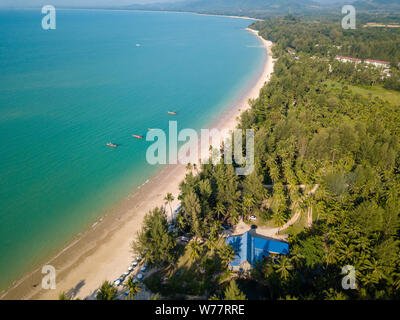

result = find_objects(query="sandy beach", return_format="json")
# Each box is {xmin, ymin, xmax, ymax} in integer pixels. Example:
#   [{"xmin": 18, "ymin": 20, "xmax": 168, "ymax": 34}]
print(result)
[{"xmin": 1, "ymin": 28, "xmax": 275, "ymax": 300}]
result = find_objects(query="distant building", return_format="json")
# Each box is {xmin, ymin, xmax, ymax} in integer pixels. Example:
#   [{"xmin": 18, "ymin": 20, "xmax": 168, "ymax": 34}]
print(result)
[
  {"xmin": 335, "ymin": 55, "xmax": 362, "ymax": 64},
  {"xmin": 287, "ymin": 48, "xmax": 296, "ymax": 55},
  {"xmin": 226, "ymin": 231, "xmax": 289, "ymax": 271},
  {"xmin": 364, "ymin": 59, "xmax": 390, "ymax": 68}
]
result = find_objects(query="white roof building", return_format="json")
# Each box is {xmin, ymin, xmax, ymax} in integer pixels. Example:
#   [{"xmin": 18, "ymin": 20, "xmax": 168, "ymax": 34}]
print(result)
[
  {"xmin": 364, "ymin": 59, "xmax": 391, "ymax": 68},
  {"xmin": 335, "ymin": 55, "xmax": 362, "ymax": 64}
]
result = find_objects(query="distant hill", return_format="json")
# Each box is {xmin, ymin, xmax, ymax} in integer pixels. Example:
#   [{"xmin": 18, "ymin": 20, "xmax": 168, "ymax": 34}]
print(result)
[
  {"xmin": 353, "ymin": 0, "xmax": 400, "ymax": 10},
  {"xmin": 159, "ymin": 0, "xmax": 318, "ymax": 11},
  {"xmin": 120, "ymin": 0, "xmax": 400, "ymax": 18},
  {"xmin": 124, "ymin": 0, "xmax": 323, "ymax": 17}
]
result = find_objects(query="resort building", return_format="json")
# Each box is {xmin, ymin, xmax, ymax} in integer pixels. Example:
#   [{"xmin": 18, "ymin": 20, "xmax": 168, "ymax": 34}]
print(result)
[
  {"xmin": 364, "ymin": 59, "xmax": 391, "ymax": 68},
  {"xmin": 226, "ymin": 231, "xmax": 289, "ymax": 271},
  {"xmin": 335, "ymin": 55, "xmax": 362, "ymax": 64},
  {"xmin": 287, "ymin": 48, "xmax": 296, "ymax": 55}
]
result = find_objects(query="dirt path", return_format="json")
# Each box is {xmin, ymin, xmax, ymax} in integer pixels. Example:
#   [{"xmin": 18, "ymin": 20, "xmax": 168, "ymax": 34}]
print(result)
[{"xmin": 244, "ymin": 184, "xmax": 319, "ymax": 238}]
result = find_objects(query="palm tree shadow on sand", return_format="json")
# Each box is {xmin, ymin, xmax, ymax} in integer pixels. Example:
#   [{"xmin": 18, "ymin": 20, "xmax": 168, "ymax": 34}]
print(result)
[{"xmin": 66, "ymin": 280, "xmax": 85, "ymax": 299}]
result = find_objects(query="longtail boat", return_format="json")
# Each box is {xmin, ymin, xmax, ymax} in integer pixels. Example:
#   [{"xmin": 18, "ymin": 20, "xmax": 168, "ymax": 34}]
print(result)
[{"xmin": 106, "ymin": 142, "xmax": 118, "ymax": 148}]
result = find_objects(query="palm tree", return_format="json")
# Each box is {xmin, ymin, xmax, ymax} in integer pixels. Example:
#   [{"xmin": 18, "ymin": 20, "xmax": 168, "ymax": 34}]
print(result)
[
  {"xmin": 215, "ymin": 202, "xmax": 225, "ymax": 221},
  {"xmin": 315, "ymin": 184, "xmax": 330, "ymax": 201},
  {"xmin": 150, "ymin": 293, "xmax": 160, "ymax": 300},
  {"xmin": 185, "ymin": 162, "xmax": 193, "ymax": 172},
  {"xmin": 298, "ymin": 202, "xmax": 309, "ymax": 220},
  {"xmin": 273, "ymin": 210, "xmax": 286, "ymax": 228},
  {"xmin": 362, "ymin": 258, "xmax": 387, "ymax": 285},
  {"xmin": 269, "ymin": 165, "xmax": 280, "ymax": 182},
  {"xmin": 184, "ymin": 191, "xmax": 202, "ymax": 238},
  {"xmin": 289, "ymin": 192, "xmax": 302, "ymax": 213},
  {"xmin": 58, "ymin": 291, "xmax": 70, "ymax": 300},
  {"xmin": 324, "ymin": 246, "xmax": 337, "ymax": 266},
  {"xmin": 394, "ymin": 275, "xmax": 400, "ymax": 290},
  {"xmin": 96, "ymin": 281, "xmax": 118, "ymax": 300},
  {"xmin": 176, "ymin": 213, "xmax": 187, "ymax": 232},
  {"xmin": 124, "ymin": 276, "xmax": 142, "ymax": 300},
  {"xmin": 337, "ymin": 243, "xmax": 356, "ymax": 264},
  {"xmin": 290, "ymin": 252, "xmax": 304, "ymax": 268},
  {"xmin": 188, "ymin": 240, "xmax": 202, "ymax": 261},
  {"xmin": 219, "ymin": 245, "xmax": 235, "ymax": 268},
  {"xmin": 274, "ymin": 256, "xmax": 293, "ymax": 281},
  {"xmin": 205, "ymin": 237, "xmax": 217, "ymax": 255},
  {"xmin": 164, "ymin": 193, "xmax": 174, "ymax": 215},
  {"xmin": 242, "ymin": 194, "xmax": 256, "ymax": 220},
  {"xmin": 205, "ymin": 221, "xmax": 221, "ymax": 254},
  {"xmin": 223, "ymin": 279, "xmax": 246, "ymax": 300}
]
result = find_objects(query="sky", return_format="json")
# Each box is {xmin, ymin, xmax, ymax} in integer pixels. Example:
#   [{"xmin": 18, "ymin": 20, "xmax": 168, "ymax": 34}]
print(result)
[{"xmin": 0, "ymin": 0, "xmax": 179, "ymax": 8}]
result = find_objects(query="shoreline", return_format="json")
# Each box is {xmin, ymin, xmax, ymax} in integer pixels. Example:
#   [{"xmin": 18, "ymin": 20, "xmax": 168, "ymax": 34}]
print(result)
[
  {"xmin": 1, "ymin": 28, "xmax": 275, "ymax": 300},
  {"xmin": 6, "ymin": 7, "xmax": 262, "ymax": 22}
]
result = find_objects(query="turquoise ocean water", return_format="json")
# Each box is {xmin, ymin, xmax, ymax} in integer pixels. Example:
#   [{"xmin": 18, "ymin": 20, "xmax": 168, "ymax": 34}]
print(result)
[{"xmin": 0, "ymin": 9, "xmax": 265, "ymax": 291}]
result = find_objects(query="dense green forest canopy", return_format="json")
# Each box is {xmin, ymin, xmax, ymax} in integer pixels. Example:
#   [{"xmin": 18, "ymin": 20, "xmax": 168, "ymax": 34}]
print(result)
[
  {"xmin": 252, "ymin": 16, "xmax": 400, "ymax": 63},
  {"xmin": 236, "ymin": 17, "xmax": 400, "ymax": 300},
  {"xmin": 252, "ymin": 15, "xmax": 400, "ymax": 92}
]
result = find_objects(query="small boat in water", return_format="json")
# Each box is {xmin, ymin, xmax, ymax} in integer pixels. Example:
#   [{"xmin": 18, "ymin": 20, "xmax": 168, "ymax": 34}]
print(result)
[
  {"xmin": 168, "ymin": 111, "xmax": 177, "ymax": 115},
  {"xmin": 106, "ymin": 142, "xmax": 118, "ymax": 148},
  {"xmin": 132, "ymin": 134, "xmax": 143, "ymax": 139}
]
